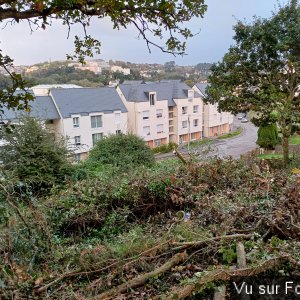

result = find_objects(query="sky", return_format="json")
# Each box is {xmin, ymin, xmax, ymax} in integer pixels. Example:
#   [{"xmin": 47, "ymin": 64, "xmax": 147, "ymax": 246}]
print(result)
[{"xmin": 0, "ymin": 0, "xmax": 289, "ymax": 66}]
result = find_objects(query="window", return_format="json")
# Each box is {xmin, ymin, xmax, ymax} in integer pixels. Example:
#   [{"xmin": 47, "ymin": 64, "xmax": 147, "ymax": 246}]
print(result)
[
  {"xmin": 193, "ymin": 105, "xmax": 199, "ymax": 113},
  {"xmin": 188, "ymin": 90, "xmax": 194, "ymax": 101},
  {"xmin": 91, "ymin": 115, "xmax": 102, "ymax": 128},
  {"xmin": 182, "ymin": 106, "xmax": 188, "ymax": 115},
  {"xmin": 143, "ymin": 126, "xmax": 150, "ymax": 136},
  {"xmin": 155, "ymin": 139, "xmax": 161, "ymax": 147},
  {"xmin": 193, "ymin": 119, "xmax": 199, "ymax": 127},
  {"xmin": 182, "ymin": 121, "xmax": 188, "ymax": 128},
  {"xmin": 142, "ymin": 110, "xmax": 149, "ymax": 120},
  {"xmin": 149, "ymin": 93, "xmax": 156, "ymax": 105},
  {"xmin": 73, "ymin": 117, "xmax": 79, "ymax": 128},
  {"xmin": 156, "ymin": 109, "xmax": 163, "ymax": 118},
  {"xmin": 157, "ymin": 124, "xmax": 163, "ymax": 134},
  {"xmin": 74, "ymin": 136, "xmax": 81, "ymax": 145},
  {"xmin": 191, "ymin": 132, "xmax": 197, "ymax": 140},
  {"xmin": 75, "ymin": 153, "xmax": 81, "ymax": 162},
  {"xmin": 116, "ymin": 130, "xmax": 121, "ymax": 135},
  {"xmin": 92, "ymin": 133, "xmax": 103, "ymax": 145},
  {"xmin": 115, "ymin": 113, "xmax": 121, "ymax": 124}
]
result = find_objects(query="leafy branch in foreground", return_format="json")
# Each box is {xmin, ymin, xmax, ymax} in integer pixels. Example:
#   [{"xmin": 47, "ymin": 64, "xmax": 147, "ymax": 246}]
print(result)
[{"xmin": 0, "ymin": 0, "xmax": 207, "ymax": 116}]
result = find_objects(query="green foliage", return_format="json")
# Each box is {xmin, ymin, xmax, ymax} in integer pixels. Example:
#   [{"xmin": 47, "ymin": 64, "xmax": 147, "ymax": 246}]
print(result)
[
  {"xmin": 88, "ymin": 133, "xmax": 155, "ymax": 169},
  {"xmin": 217, "ymin": 127, "xmax": 242, "ymax": 139},
  {"xmin": 152, "ymin": 142, "xmax": 178, "ymax": 154},
  {"xmin": 0, "ymin": 116, "xmax": 72, "ymax": 194},
  {"xmin": 206, "ymin": 0, "xmax": 300, "ymax": 164},
  {"xmin": 257, "ymin": 124, "xmax": 280, "ymax": 149},
  {"xmin": 0, "ymin": 0, "xmax": 207, "ymax": 116}
]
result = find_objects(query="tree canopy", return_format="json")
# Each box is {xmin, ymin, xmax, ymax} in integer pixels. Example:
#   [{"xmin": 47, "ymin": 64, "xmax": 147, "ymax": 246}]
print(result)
[
  {"xmin": 0, "ymin": 0, "xmax": 207, "ymax": 116},
  {"xmin": 206, "ymin": 0, "xmax": 300, "ymax": 165}
]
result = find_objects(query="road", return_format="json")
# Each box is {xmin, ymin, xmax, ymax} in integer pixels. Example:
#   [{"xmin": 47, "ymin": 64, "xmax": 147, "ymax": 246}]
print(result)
[
  {"xmin": 214, "ymin": 118, "xmax": 258, "ymax": 159},
  {"xmin": 155, "ymin": 118, "xmax": 258, "ymax": 160}
]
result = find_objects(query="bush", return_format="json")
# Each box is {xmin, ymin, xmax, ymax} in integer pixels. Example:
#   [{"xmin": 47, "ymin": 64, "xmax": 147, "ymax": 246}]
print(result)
[
  {"xmin": 152, "ymin": 142, "xmax": 178, "ymax": 154},
  {"xmin": 0, "ymin": 116, "xmax": 72, "ymax": 194},
  {"xmin": 88, "ymin": 133, "xmax": 155, "ymax": 168},
  {"xmin": 257, "ymin": 124, "xmax": 280, "ymax": 149}
]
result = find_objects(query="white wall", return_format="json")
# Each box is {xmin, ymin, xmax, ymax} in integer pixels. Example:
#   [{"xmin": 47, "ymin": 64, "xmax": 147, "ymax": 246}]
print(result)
[{"xmin": 62, "ymin": 111, "xmax": 128, "ymax": 154}]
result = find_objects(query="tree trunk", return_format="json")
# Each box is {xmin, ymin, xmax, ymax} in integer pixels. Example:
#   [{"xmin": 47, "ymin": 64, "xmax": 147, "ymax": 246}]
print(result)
[{"xmin": 282, "ymin": 135, "xmax": 289, "ymax": 166}]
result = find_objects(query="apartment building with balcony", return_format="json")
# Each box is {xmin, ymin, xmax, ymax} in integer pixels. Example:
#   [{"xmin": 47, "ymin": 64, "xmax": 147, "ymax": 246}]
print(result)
[
  {"xmin": 117, "ymin": 81, "xmax": 203, "ymax": 147},
  {"xmin": 193, "ymin": 83, "xmax": 234, "ymax": 137}
]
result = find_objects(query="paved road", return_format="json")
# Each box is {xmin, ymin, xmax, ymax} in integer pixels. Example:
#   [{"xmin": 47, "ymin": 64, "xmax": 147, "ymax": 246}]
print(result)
[
  {"xmin": 214, "ymin": 118, "xmax": 258, "ymax": 159},
  {"xmin": 155, "ymin": 118, "xmax": 258, "ymax": 160}
]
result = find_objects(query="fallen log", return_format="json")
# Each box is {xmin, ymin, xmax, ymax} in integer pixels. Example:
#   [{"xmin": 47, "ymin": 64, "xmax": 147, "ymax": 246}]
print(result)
[
  {"xmin": 166, "ymin": 254, "xmax": 291, "ymax": 300},
  {"xmin": 90, "ymin": 251, "xmax": 188, "ymax": 300}
]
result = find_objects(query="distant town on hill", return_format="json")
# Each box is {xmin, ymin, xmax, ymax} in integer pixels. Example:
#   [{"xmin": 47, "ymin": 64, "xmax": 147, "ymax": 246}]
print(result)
[{"xmin": 0, "ymin": 59, "xmax": 213, "ymax": 89}]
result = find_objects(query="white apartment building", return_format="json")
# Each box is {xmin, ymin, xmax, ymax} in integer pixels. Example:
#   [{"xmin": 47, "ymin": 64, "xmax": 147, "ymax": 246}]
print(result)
[
  {"xmin": 193, "ymin": 83, "xmax": 234, "ymax": 137},
  {"xmin": 2, "ymin": 88, "xmax": 128, "ymax": 161},
  {"xmin": 117, "ymin": 81, "xmax": 203, "ymax": 147}
]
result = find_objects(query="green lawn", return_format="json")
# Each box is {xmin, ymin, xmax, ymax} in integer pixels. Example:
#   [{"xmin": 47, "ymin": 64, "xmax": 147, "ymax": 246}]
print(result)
[
  {"xmin": 290, "ymin": 135, "xmax": 300, "ymax": 145},
  {"xmin": 257, "ymin": 153, "xmax": 293, "ymax": 159},
  {"xmin": 217, "ymin": 127, "xmax": 243, "ymax": 140}
]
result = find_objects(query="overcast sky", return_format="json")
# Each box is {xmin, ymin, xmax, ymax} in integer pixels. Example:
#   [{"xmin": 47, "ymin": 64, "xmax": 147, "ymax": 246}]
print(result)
[{"xmin": 0, "ymin": 0, "xmax": 288, "ymax": 66}]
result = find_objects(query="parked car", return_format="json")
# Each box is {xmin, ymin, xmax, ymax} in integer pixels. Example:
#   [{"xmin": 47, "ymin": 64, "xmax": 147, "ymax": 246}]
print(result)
[
  {"xmin": 238, "ymin": 113, "xmax": 246, "ymax": 120},
  {"xmin": 241, "ymin": 118, "xmax": 248, "ymax": 123}
]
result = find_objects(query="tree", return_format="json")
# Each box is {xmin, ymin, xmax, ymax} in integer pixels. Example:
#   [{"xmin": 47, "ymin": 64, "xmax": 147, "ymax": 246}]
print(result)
[
  {"xmin": 0, "ymin": 116, "xmax": 72, "ymax": 194},
  {"xmin": 257, "ymin": 124, "xmax": 280, "ymax": 150},
  {"xmin": 206, "ymin": 0, "xmax": 300, "ymax": 165},
  {"xmin": 88, "ymin": 133, "xmax": 155, "ymax": 168},
  {"xmin": 0, "ymin": 0, "xmax": 207, "ymax": 116}
]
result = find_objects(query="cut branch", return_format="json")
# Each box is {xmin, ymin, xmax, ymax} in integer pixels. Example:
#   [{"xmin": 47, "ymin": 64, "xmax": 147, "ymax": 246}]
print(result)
[
  {"xmin": 90, "ymin": 251, "xmax": 188, "ymax": 300},
  {"xmin": 166, "ymin": 255, "xmax": 291, "ymax": 300}
]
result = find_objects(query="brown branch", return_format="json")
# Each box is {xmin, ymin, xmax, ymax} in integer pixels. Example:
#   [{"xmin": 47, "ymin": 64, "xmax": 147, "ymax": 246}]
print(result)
[
  {"xmin": 90, "ymin": 251, "xmax": 188, "ymax": 300},
  {"xmin": 166, "ymin": 255, "xmax": 291, "ymax": 300}
]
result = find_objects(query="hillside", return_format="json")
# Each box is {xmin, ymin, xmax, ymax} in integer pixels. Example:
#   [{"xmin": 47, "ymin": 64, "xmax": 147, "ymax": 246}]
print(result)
[{"xmin": 0, "ymin": 130, "xmax": 299, "ymax": 299}]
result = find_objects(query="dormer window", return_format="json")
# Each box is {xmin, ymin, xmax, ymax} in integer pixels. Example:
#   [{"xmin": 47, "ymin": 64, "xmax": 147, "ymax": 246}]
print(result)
[
  {"xmin": 188, "ymin": 90, "xmax": 194, "ymax": 101},
  {"xmin": 149, "ymin": 92, "xmax": 156, "ymax": 105}
]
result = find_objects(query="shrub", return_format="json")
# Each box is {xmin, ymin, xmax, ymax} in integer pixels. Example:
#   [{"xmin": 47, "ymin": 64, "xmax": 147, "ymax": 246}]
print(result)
[
  {"xmin": 257, "ymin": 124, "xmax": 280, "ymax": 149},
  {"xmin": 0, "ymin": 116, "xmax": 72, "ymax": 194},
  {"xmin": 152, "ymin": 142, "xmax": 178, "ymax": 154},
  {"xmin": 88, "ymin": 133, "xmax": 155, "ymax": 168}
]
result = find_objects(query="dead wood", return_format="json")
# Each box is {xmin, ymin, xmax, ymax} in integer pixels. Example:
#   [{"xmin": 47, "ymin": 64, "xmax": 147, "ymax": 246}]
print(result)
[
  {"xmin": 172, "ymin": 233, "xmax": 253, "ymax": 251},
  {"xmin": 165, "ymin": 254, "xmax": 291, "ymax": 300},
  {"xmin": 89, "ymin": 251, "xmax": 188, "ymax": 300},
  {"xmin": 35, "ymin": 239, "xmax": 172, "ymax": 294},
  {"xmin": 236, "ymin": 242, "xmax": 246, "ymax": 269}
]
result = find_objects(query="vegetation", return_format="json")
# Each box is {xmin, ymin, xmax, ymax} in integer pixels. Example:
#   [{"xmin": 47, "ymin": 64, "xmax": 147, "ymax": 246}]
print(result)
[
  {"xmin": 257, "ymin": 124, "xmax": 280, "ymax": 149},
  {"xmin": 88, "ymin": 133, "xmax": 155, "ymax": 169},
  {"xmin": 290, "ymin": 135, "xmax": 300, "ymax": 145},
  {"xmin": 0, "ymin": 0, "xmax": 207, "ymax": 115},
  {"xmin": 0, "ymin": 116, "xmax": 72, "ymax": 194},
  {"xmin": 217, "ymin": 127, "xmax": 242, "ymax": 139},
  {"xmin": 1, "ymin": 149, "xmax": 300, "ymax": 299},
  {"xmin": 206, "ymin": 0, "xmax": 300, "ymax": 165},
  {"xmin": 152, "ymin": 142, "xmax": 178, "ymax": 154}
]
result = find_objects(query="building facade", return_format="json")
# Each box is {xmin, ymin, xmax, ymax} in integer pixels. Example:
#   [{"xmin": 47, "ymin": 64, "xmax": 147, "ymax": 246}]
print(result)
[
  {"xmin": 117, "ymin": 81, "xmax": 203, "ymax": 147},
  {"xmin": 193, "ymin": 83, "xmax": 234, "ymax": 138}
]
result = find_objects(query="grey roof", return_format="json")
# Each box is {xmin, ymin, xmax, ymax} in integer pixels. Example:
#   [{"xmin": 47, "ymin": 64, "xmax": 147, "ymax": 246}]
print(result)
[
  {"xmin": 119, "ymin": 81, "xmax": 201, "ymax": 106},
  {"xmin": 50, "ymin": 87, "xmax": 127, "ymax": 118},
  {"xmin": 1, "ymin": 96, "xmax": 60, "ymax": 121},
  {"xmin": 195, "ymin": 83, "xmax": 208, "ymax": 97}
]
